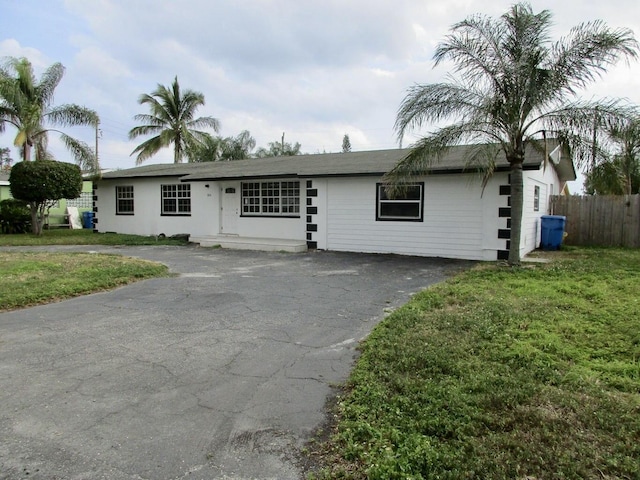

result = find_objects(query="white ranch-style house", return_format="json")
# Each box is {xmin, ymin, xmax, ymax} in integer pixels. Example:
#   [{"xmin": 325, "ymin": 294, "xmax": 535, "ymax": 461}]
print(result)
[{"xmin": 93, "ymin": 142, "xmax": 575, "ymax": 261}]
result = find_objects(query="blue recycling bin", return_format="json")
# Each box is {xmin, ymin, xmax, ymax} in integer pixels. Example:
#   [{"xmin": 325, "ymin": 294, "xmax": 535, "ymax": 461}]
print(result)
[
  {"xmin": 540, "ymin": 215, "xmax": 566, "ymax": 250},
  {"xmin": 82, "ymin": 211, "xmax": 94, "ymax": 229}
]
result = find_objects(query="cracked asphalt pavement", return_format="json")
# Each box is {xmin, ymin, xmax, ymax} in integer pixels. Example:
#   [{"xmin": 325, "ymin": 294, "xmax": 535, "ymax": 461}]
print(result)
[{"xmin": 0, "ymin": 245, "xmax": 473, "ymax": 479}]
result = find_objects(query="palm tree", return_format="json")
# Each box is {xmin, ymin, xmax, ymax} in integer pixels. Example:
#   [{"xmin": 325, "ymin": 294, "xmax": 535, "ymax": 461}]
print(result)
[
  {"xmin": 388, "ymin": 3, "xmax": 638, "ymax": 265},
  {"xmin": 129, "ymin": 76, "xmax": 220, "ymax": 165},
  {"xmin": 187, "ymin": 130, "xmax": 256, "ymax": 162},
  {"xmin": 0, "ymin": 57, "xmax": 99, "ymax": 171},
  {"xmin": 255, "ymin": 135, "xmax": 302, "ymax": 157},
  {"xmin": 220, "ymin": 130, "xmax": 256, "ymax": 160},
  {"xmin": 586, "ymin": 118, "xmax": 640, "ymax": 195}
]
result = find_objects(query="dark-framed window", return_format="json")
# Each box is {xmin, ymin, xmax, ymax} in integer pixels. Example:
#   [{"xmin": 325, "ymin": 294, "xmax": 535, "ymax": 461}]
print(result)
[
  {"xmin": 241, "ymin": 180, "xmax": 300, "ymax": 217},
  {"xmin": 116, "ymin": 185, "xmax": 134, "ymax": 215},
  {"xmin": 161, "ymin": 184, "xmax": 191, "ymax": 215},
  {"xmin": 376, "ymin": 183, "xmax": 424, "ymax": 221},
  {"xmin": 534, "ymin": 185, "xmax": 540, "ymax": 212}
]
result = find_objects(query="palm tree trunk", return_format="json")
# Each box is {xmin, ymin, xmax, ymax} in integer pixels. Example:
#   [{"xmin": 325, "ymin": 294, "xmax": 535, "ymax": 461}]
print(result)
[
  {"xmin": 23, "ymin": 142, "xmax": 31, "ymax": 162},
  {"xmin": 508, "ymin": 159, "xmax": 524, "ymax": 266}
]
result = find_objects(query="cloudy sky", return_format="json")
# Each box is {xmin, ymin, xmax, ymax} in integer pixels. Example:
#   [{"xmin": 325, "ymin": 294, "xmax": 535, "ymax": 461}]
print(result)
[{"xmin": 2, "ymin": 0, "xmax": 639, "ymax": 190}]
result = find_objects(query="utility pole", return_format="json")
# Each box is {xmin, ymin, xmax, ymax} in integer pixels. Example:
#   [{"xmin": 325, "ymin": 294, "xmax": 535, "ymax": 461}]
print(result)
[
  {"xmin": 281, "ymin": 132, "xmax": 285, "ymax": 153},
  {"xmin": 95, "ymin": 119, "xmax": 101, "ymax": 168}
]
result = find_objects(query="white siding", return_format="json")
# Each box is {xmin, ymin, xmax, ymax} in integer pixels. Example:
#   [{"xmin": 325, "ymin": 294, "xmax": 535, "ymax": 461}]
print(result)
[
  {"xmin": 520, "ymin": 165, "xmax": 561, "ymax": 256},
  {"xmin": 322, "ymin": 174, "xmax": 502, "ymax": 260}
]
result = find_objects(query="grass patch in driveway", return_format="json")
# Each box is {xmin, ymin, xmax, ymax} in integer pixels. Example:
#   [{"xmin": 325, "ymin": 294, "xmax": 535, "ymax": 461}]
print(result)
[
  {"xmin": 309, "ymin": 247, "xmax": 640, "ymax": 479},
  {"xmin": 0, "ymin": 252, "xmax": 170, "ymax": 311},
  {"xmin": 0, "ymin": 229, "xmax": 189, "ymax": 246}
]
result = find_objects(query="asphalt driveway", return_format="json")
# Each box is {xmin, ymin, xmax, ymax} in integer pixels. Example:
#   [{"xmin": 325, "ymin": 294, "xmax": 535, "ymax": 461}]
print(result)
[{"xmin": 0, "ymin": 246, "xmax": 472, "ymax": 479}]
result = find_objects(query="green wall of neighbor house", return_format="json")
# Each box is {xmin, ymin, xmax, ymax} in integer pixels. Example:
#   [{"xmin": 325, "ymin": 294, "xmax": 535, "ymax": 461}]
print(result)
[
  {"xmin": 0, "ymin": 179, "xmax": 93, "ymax": 226},
  {"xmin": 0, "ymin": 183, "xmax": 11, "ymax": 201}
]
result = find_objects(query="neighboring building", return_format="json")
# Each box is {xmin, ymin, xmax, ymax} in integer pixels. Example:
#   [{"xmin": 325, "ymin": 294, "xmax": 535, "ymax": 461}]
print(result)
[
  {"xmin": 0, "ymin": 171, "xmax": 94, "ymax": 227},
  {"xmin": 94, "ymin": 143, "xmax": 575, "ymax": 261},
  {"xmin": 0, "ymin": 172, "xmax": 10, "ymax": 201}
]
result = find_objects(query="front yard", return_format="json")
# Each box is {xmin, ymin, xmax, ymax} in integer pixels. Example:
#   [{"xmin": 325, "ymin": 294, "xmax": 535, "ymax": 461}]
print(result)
[
  {"xmin": 0, "ymin": 252, "xmax": 170, "ymax": 311},
  {"xmin": 311, "ymin": 248, "xmax": 640, "ymax": 479},
  {"xmin": 0, "ymin": 231, "xmax": 178, "ymax": 311}
]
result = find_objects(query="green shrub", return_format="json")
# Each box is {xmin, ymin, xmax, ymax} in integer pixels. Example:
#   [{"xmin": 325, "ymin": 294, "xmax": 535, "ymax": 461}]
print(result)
[
  {"xmin": 0, "ymin": 198, "xmax": 31, "ymax": 234},
  {"xmin": 9, "ymin": 160, "xmax": 82, "ymax": 235}
]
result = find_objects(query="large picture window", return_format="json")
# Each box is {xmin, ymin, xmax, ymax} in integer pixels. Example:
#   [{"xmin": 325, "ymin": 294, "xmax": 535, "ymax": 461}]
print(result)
[
  {"xmin": 241, "ymin": 181, "xmax": 300, "ymax": 216},
  {"xmin": 116, "ymin": 185, "xmax": 134, "ymax": 215},
  {"xmin": 376, "ymin": 183, "xmax": 424, "ymax": 221},
  {"xmin": 162, "ymin": 184, "xmax": 191, "ymax": 215}
]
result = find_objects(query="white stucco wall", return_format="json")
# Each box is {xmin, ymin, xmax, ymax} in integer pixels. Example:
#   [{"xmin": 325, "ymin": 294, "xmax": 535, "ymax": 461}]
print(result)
[
  {"xmin": 317, "ymin": 174, "xmax": 506, "ymax": 261},
  {"xmin": 95, "ymin": 177, "xmax": 218, "ymax": 237},
  {"xmin": 95, "ymin": 177, "xmax": 306, "ymax": 240}
]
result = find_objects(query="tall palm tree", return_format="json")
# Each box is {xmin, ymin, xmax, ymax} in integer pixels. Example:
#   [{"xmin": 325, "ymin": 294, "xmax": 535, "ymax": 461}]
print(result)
[
  {"xmin": 129, "ymin": 76, "xmax": 220, "ymax": 165},
  {"xmin": 388, "ymin": 3, "xmax": 638, "ymax": 265},
  {"xmin": 0, "ymin": 57, "xmax": 99, "ymax": 171}
]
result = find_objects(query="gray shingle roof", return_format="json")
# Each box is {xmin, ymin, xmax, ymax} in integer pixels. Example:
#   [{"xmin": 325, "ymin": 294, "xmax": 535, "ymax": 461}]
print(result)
[{"xmin": 100, "ymin": 142, "xmax": 575, "ymax": 182}]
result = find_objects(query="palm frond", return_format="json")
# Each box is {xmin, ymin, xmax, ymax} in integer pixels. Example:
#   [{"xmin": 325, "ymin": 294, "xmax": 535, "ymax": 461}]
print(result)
[
  {"xmin": 131, "ymin": 135, "xmax": 168, "ymax": 165},
  {"xmin": 395, "ymin": 83, "xmax": 485, "ymax": 142},
  {"xmin": 60, "ymin": 133, "xmax": 99, "ymax": 172},
  {"xmin": 128, "ymin": 123, "xmax": 165, "ymax": 139},
  {"xmin": 37, "ymin": 62, "xmax": 65, "ymax": 107},
  {"xmin": 552, "ymin": 22, "xmax": 638, "ymax": 94},
  {"xmin": 186, "ymin": 116, "xmax": 220, "ymax": 132},
  {"xmin": 47, "ymin": 104, "xmax": 99, "ymax": 128}
]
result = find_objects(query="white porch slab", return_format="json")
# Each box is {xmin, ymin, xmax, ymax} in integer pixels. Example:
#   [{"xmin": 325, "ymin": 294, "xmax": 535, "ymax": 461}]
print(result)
[{"xmin": 189, "ymin": 235, "xmax": 308, "ymax": 253}]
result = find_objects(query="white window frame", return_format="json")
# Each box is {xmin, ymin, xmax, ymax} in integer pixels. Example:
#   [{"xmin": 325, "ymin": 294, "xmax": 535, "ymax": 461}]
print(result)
[
  {"xmin": 241, "ymin": 180, "xmax": 300, "ymax": 217},
  {"xmin": 376, "ymin": 183, "xmax": 424, "ymax": 222},
  {"xmin": 116, "ymin": 185, "xmax": 134, "ymax": 215},
  {"xmin": 161, "ymin": 184, "xmax": 191, "ymax": 215}
]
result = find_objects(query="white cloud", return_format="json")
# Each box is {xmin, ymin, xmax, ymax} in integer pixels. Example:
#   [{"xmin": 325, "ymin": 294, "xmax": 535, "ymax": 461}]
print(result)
[{"xmin": 0, "ymin": 0, "xmax": 638, "ymax": 174}]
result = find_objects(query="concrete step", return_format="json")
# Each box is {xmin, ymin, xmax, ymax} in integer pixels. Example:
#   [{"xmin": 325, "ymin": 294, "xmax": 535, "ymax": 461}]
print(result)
[{"xmin": 189, "ymin": 235, "xmax": 308, "ymax": 253}]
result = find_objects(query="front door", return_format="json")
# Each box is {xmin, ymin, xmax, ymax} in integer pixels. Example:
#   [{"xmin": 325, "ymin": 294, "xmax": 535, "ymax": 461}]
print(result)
[{"xmin": 220, "ymin": 184, "xmax": 239, "ymax": 235}]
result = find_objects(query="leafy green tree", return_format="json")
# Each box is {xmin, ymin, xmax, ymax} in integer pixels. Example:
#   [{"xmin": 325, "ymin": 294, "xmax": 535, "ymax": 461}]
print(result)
[
  {"xmin": 0, "ymin": 57, "xmax": 99, "ymax": 171},
  {"xmin": 388, "ymin": 2, "xmax": 638, "ymax": 265},
  {"xmin": 255, "ymin": 135, "xmax": 302, "ymax": 157},
  {"xmin": 586, "ymin": 118, "xmax": 640, "ymax": 194},
  {"xmin": 342, "ymin": 134, "xmax": 352, "ymax": 153},
  {"xmin": 9, "ymin": 160, "xmax": 82, "ymax": 235},
  {"xmin": 129, "ymin": 76, "xmax": 220, "ymax": 165}
]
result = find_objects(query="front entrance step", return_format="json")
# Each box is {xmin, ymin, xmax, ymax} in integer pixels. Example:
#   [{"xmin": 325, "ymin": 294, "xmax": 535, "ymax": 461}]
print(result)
[{"xmin": 189, "ymin": 235, "xmax": 308, "ymax": 253}]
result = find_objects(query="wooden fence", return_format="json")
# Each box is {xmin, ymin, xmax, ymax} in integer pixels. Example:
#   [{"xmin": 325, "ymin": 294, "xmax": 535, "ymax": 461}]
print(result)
[{"xmin": 550, "ymin": 194, "xmax": 640, "ymax": 248}]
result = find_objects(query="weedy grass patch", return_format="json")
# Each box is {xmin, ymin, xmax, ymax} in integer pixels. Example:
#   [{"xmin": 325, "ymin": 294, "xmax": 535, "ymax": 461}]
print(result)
[
  {"xmin": 0, "ymin": 252, "xmax": 170, "ymax": 311},
  {"xmin": 309, "ymin": 248, "xmax": 640, "ymax": 480}
]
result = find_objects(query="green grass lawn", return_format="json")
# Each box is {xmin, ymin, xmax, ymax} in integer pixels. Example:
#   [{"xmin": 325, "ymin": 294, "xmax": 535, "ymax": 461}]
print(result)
[
  {"xmin": 0, "ymin": 252, "xmax": 171, "ymax": 311},
  {"xmin": 0, "ymin": 229, "xmax": 189, "ymax": 246},
  {"xmin": 310, "ymin": 248, "xmax": 640, "ymax": 480}
]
